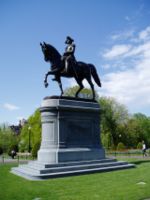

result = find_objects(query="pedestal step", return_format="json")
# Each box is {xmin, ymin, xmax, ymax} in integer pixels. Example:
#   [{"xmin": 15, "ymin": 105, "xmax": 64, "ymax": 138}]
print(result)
[
  {"xmin": 11, "ymin": 158, "xmax": 135, "ymax": 180},
  {"xmin": 29, "ymin": 158, "xmax": 117, "ymax": 168}
]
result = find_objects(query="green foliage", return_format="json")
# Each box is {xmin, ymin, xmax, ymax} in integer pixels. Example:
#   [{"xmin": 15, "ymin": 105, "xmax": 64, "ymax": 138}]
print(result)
[
  {"xmin": 137, "ymin": 142, "xmax": 142, "ymax": 149},
  {"xmin": 99, "ymin": 96, "xmax": 129, "ymax": 147},
  {"xmin": 64, "ymin": 85, "xmax": 78, "ymax": 97},
  {"xmin": 132, "ymin": 113, "xmax": 150, "ymax": 146},
  {"xmin": 99, "ymin": 97, "xmax": 150, "ymax": 149},
  {"xmin": 64, "ymin": 85, "xmax": 99, "ymax": 100},
  {"xmin": 101, "ymin": 132, "xmax": 112, "ymax": 149},
  {"xmin": 117, "ymin": 142, "xmax": 125, "ymax": 150},
  {"xmin": 0, "ymin": 125, "xmax": 19, "ymax": 154},
  {"xmin": 31, "ymin": 140, "xmax": 41, "ymax": 158},
  {"xmin": 122, "ymin": 113, "xmax": 150, "ymax": 148},
  {"xmin": 19, "ymin": 109, "xmax": 41, "ymax": 154}
]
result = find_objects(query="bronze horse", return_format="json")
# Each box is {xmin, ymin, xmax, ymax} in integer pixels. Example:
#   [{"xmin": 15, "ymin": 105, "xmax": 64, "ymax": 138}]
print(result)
[{"xmin": 40, "ymin": 42, "xmax": 101, "ymax": 100}]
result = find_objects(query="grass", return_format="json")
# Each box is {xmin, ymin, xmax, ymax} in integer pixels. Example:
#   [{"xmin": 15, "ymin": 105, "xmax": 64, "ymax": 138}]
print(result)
[{"xmin": 0, "ymin": 158, "xmax": 150, "ymax": 200}]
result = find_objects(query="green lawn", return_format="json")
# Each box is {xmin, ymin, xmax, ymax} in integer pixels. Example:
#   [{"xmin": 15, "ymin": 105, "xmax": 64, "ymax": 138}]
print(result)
[{"xmin": 0, "ymin": 158, "xmax": 150, "ymax": 200}]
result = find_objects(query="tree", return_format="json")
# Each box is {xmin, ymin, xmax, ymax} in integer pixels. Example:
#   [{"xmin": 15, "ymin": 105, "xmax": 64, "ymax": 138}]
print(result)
[
  {"xmin": 0, "ymin": 125, "xmax": 19, "ymax": 154},
  {"xmin": 132, "ymin": 113, "xmax": 150, "ymax": 147},
  {"xmin": 99, "ymin": 97, "xmax": 129, "ymax": 148},
  {"xmin": 113, "ymin": 113, "xmax": 150, "ymax": 148},
  {"xmin": 122, "ymin": 119, "xmax": 138, "ymax": 148},
  {"xmin": 19, "ymin": 109, "xmax": 41, "ymax": 155},
  {"xmin": 64, "ymin": 85, "xmax": 99, "ymax": 100}
]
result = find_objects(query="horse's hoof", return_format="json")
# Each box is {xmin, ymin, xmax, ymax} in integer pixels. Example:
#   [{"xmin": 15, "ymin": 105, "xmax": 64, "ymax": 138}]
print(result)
[{"xmin": 44, "ymin": 83, "xmax": 48, "ymax": 88}]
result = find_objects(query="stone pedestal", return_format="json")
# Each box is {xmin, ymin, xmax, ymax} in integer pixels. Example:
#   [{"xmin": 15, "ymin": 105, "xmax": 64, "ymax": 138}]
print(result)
[
  {"xmin": 11, "ymin": 96, "xmax": 135, "ymax": 180},
  {"xmin": 38, "ymin": 96, "xmax": 105, "ymax": 163}
]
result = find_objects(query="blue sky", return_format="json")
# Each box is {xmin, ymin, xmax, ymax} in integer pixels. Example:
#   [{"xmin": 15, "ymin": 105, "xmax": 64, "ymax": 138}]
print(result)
[{"xmin": 0, "ymin": 0, "xmax": 150, "ymax": 125}]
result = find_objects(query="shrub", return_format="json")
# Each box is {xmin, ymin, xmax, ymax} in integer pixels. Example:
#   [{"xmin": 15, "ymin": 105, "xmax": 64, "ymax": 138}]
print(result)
[
  {"xmin": 137, "ymin": 142, "xmax": 142, "ymax": 149},
  {"xmin": 117, "ymin": 142, "xmax": 125, "ymax": 151}
]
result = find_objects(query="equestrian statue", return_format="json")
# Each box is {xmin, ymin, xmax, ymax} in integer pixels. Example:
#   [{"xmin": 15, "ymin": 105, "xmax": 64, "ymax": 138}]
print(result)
[{"xmin": 40, "ymin": 36, "xmax": 101, "ymax": 100}]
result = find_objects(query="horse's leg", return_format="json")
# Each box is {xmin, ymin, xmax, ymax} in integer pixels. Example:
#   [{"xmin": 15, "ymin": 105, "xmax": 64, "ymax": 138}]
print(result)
[
  {"xmin": 75, "ymin": 79, "xmax": 84, "ymax": 98},
  {"xmin": 44, "ymin": 70, "xmax": 56, "ymax": 87},
  {"xmin": 57, "ymin": 76, "xmax": 64, "ymax": 96},
  {"xmin": 44, "ymin": 71, "xmax": 51, "ymax": 88},
  {"xmin": 87, "ymin": 77, "xmax": 95, "ymax": 100}
]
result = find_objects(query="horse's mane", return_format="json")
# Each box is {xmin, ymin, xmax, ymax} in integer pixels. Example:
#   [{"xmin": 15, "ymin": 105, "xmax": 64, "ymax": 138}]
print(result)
[{"xmin": 47, "ymin": 44, "xmax": 61, "ymax": 58}]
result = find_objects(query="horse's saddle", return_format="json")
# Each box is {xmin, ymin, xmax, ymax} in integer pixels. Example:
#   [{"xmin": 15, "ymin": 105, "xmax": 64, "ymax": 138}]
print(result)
[
  {"xmin": 51, "ymin": 58, "xmax": 77, "ymax": 75},
  {"xmin": 61, "ymin": 58, "xmax": 77, "ymax": 74}
]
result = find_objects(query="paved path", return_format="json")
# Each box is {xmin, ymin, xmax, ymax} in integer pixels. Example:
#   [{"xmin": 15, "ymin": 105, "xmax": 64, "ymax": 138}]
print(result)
[
  {"xmin": 107, "ymin": 155, "xmax": 150, "ymax": 161},
  {"xmin": 0, "ymin": 156, "xmax": 32, "ymax": 164}
]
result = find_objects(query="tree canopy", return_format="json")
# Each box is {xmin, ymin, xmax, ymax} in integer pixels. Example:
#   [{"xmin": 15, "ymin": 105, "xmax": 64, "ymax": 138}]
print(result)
[{"xmin": 19, "ymin": 109, "xmax": 41, "ymax": 154}]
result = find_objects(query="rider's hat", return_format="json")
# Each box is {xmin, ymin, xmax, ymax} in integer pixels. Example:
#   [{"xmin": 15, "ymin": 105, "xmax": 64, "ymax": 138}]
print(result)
[{"xmin": 65, "ymin": 36, "xmax": 74, "ymax": 44}]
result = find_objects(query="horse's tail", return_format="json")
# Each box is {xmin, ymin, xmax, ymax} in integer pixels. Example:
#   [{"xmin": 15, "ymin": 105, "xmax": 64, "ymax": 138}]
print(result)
[{"xmin": 89, "ymin": 64, "xmax": 101, "ymax": 87}]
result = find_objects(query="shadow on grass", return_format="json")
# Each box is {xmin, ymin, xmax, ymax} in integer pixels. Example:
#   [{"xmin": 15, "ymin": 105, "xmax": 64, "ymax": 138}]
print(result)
[{"xmin": 131, "ymin": 159, "xmax": 150, "ymax": 165}]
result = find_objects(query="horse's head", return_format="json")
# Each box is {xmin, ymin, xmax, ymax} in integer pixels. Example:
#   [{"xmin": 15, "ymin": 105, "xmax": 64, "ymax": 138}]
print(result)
[
  {"xmin": 40, "ymin": 42, "xmax": 50, "ymax": 62},
  {"xmin": 40, "ymin": 41, "xmax": 62, "ymax": 68}
]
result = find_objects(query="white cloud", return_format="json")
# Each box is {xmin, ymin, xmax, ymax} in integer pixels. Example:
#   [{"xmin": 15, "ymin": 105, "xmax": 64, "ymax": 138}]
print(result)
[
  {"xmin": 139, "ymin": 26, "xmax": 150, "ymax": 40},
  {"xmin": 111, "ymin": 29, "xmax": 134, "ymax": 41},
  {"xmin": 99, "ymin": 26, "xmax": 150, "ymax": 114},
  {"xmin": 4, "ymin": 103, "xmax": 20, "ymax": 111},
  {"xmin": 125, "ymin": 41, "xmax": 150, "ymax": 58},
  {"xmin": 100, "ymin": 58, "xmax": 150, "ymax": 105},
  {"xmin": 103, "ymin": 44, "xmax": 132, "ymax": 60},
  {"xmin": 102, "ymin": 27, "xmax": 150, "ymax": 61}
]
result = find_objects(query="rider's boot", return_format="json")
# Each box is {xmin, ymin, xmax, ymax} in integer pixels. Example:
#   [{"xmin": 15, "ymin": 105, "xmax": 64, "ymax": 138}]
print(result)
[{"xmin": 65, "ymin": 60, "xmax": 68, "ymax": 72}]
